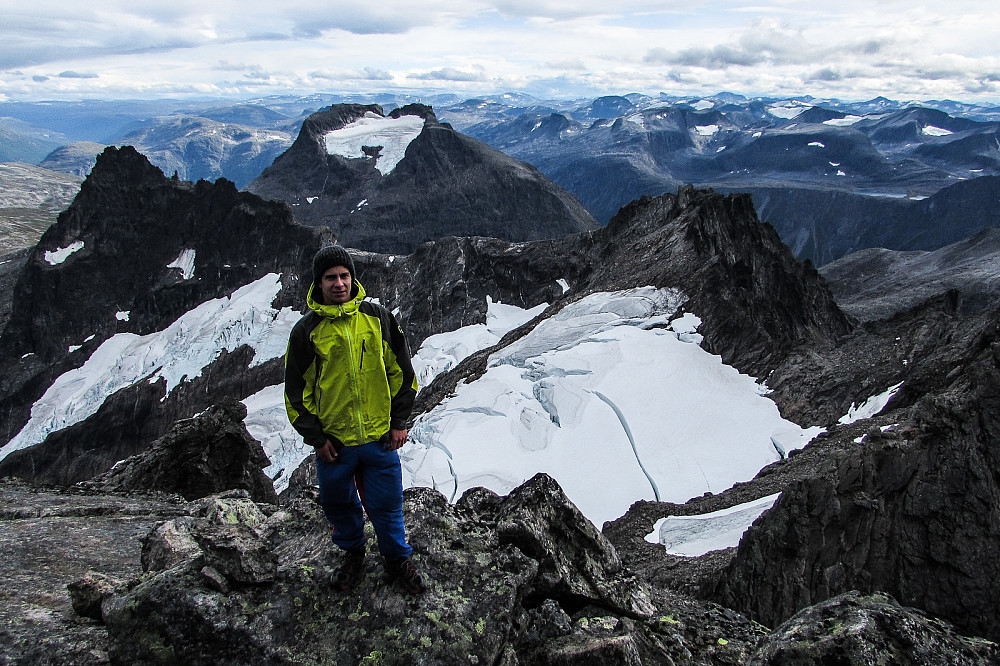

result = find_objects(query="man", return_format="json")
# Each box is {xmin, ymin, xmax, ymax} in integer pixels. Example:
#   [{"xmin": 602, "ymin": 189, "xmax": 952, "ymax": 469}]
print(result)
[{"xmin": 284, "ymin": 244, "xmax": 424, "ymax": 593}]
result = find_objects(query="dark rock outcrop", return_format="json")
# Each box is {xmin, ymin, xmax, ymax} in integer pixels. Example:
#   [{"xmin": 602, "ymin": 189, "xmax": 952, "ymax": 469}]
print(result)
[
  {"xmin": 247, "ymin": 103, "xmax": 598, "ymax": 253},
  {"xmin": 710, "ymin": 311, "xmax": 1000, "ymax": 642},
  {"xmin": 81, "ymin": 399, "xmax": 278, "ymax": 504},
  {"xmin": 748, "ymin": 591, "xmax": 1000, "ymax": 665},
  {"xmin": 93, "ymin": 473, "xmax": 767, "ymax": 665}
]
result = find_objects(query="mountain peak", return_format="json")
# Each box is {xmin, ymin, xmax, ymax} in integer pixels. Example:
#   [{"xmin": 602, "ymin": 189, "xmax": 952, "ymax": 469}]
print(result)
[{"xmin": 247, "ymin": 103, "xmax": 597, "ymax": 253}]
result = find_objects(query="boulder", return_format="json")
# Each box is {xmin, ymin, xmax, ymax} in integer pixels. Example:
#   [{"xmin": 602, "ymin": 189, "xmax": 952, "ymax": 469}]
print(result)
[
  {"xmin": 747, "ymin": 591, "xmax": 1000, "ymax": 665},
  {"xmin": 83, "ymin": 400, "xmax": 278, "ymax": 503}
]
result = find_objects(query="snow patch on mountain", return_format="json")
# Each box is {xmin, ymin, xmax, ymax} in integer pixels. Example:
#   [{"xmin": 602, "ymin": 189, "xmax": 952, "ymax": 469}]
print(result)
[
  {"xmin": 323, "ymin": 113, "xmax": 426, "ymax": 175},
  {"xmin": 45, "ymin": 241, "xmax": 84, "ymax": 265},
  {"xmin": 922, "ymin": 125, "xmax": 953, "ymax": 137},
  {"xmin": 167, "ymin": 248, "xmax": 196, "ymax": 280},
  {"xmin": 768, "ymin": 104, "xmax": 808, "ymax": 119},
  {"xmin": 0, "ymin": 274, "xmax": 298, "ymax": 462},
  {"xmin": 824, "ymin": 115, "xmax": 863, "ymax": 126},
  {"xmin": 403, "ymin": 287, "xmax": 819, "ymax": 528},
  {"xmin": 839, "ymin": 381, "xmax": 903, "ymax": 424},
  {"xmin": 646, "ymin": 492, "xmax": 782, "ymax": 556}
]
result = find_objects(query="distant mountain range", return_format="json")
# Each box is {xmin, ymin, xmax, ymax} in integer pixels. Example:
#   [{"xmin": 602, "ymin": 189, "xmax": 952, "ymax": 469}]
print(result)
[
  {"xmin": 2, "ymin": 91, "xmax": 999, "ymax": 264},
  {"xmin": 448, "ymin": 94, "xmax": 1000, "ymax": 265}
]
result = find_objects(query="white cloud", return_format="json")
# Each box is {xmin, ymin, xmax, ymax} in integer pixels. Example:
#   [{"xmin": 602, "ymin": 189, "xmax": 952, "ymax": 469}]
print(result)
[{"xmin": 1, "ymin": 1, "xmax": 999, "ymax": 103}]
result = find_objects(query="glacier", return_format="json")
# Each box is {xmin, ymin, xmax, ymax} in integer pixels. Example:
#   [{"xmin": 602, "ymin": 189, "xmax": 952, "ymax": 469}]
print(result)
[
  {"xmin": 323, "ymin": 113, "xmax": 426, "ymax": 176},
  {"xmin": 403, "ymin": 287, "xmax": 820, "ymax": 528},
  {"xmin": 0, "ymin": 274, "xmax": 299, "ymax": 462}
]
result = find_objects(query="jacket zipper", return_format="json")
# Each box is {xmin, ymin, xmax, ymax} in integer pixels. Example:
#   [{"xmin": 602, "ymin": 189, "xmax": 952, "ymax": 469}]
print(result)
[{"xmin": 345, "ymin": 323, "xmax": 365, "ymax": 445}]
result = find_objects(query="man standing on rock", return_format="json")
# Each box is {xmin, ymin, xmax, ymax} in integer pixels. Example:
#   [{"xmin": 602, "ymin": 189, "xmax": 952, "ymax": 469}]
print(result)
[{"xmin": 284, "ymin": 245, "xmax": 424, "ymax": 594}]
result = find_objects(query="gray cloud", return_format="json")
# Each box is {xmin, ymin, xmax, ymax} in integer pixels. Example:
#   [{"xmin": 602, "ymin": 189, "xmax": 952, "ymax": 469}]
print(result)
[
  {"xmin": 58, "ymin": 70, "xmax": 98, "ymax": 79},
  {"xmin": 645, "ymin": 45, "xmax": 765, "ymax": 68},
  {"xmin": 808, "ymin": 67, "xmax": 842, "ymax": 82},
  {"xmin": 363, "ymin": 67, "xmax": 393, "ymax": 81},
  {"xmin": 412, "ymin": 68, "xmax": 488, "ymax": 82}
]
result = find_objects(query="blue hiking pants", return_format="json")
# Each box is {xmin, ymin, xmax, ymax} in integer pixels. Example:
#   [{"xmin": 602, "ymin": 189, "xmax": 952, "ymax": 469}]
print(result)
[{"xmin": 316, "ymin": 440, "xmax": 413, "ymax": 560}]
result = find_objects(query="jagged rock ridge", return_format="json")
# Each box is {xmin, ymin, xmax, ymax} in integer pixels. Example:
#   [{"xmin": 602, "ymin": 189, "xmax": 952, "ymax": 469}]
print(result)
[
  {"xmin": 247, "ymin": 103, "xmax": 598, "ymax": 253},
  {"xmin": 0, "ymin": 146, "xmax": 331, "ymax": 484}
]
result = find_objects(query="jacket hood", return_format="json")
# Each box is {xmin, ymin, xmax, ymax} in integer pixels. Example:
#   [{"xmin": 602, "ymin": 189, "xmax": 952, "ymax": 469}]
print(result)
[{"xmin": 307, "ymin": 280, "xmax": 367, "ymax": 318}]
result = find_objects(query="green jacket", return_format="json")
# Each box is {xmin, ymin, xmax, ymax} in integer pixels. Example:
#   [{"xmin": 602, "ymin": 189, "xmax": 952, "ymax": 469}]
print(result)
[{"xmin": 284, "ymin": 280, "xmax": 418, "ymax": 449}]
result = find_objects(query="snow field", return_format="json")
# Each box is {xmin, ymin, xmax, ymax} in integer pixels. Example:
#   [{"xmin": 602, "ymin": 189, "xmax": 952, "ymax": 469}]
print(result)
[
  {"xmin": 0, "ymin": 274, "xmax": 298, "ymax": 461},
  {"xmin": 404, "ymin": 287, "xmax": 817, "ymax": 528},
  {"xmin": 323, "ymin": 112, "xmax": 426, "ymax": 175}
]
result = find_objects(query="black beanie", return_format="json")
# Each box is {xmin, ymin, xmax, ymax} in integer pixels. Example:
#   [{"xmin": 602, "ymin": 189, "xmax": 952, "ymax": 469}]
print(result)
[{"xmin": 312, "ymin": 245, "xmax": 356, "ymax": 292}]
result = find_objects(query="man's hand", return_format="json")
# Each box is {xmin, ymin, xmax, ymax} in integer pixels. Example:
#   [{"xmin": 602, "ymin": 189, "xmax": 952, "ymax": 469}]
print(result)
[
  {"xmin": 386, "ymin": 429, "xmax": 408, "ymax": 451},
  {"xmin": 316, "ymin": 440, "xmax": 338, "ymax": 463}
]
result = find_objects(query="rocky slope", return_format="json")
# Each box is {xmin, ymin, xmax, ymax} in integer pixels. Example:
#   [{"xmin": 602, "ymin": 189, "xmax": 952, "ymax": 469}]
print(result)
[
  {"xmin": 246, "ymin": 103, "xmax": 598, "ymax": 254},
  {"xmin": 819, "ymin": 227, "xmax": 1000, "ymax": 321},
  {"xmin": 3, "ymin": 406, "xmax": 997, "ymax": 665},
  {"xmin": 37, "ymin": 141, "xmax": 107, "ymax": 177},
  {"xmin": 0, "ymin": 162, "xmax": 83, "ymax": 253}
]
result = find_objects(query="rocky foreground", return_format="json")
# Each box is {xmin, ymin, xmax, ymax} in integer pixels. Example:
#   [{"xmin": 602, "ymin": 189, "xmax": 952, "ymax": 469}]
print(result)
[{"xmin": 3, "ymin": 400, "xmax": 998, "ymax": 665}]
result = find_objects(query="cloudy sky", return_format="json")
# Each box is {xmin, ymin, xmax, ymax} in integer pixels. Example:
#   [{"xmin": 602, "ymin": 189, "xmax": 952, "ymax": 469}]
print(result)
[{"xmin": 2, "ymin": 0, "xmax": 999, "ymax": 103}]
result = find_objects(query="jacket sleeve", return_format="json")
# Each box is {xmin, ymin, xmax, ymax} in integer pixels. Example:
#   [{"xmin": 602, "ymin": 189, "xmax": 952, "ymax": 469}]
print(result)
[
  {"xmin": 284, "ymin": 318, "xmax": 327, "ymax": 448},
  {"xmin": 382, "ymin": 310, "xmax": 418, "ymax": 430}
]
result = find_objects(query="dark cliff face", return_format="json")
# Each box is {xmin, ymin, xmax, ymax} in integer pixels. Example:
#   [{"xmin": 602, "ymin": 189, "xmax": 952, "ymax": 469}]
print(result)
[
  {"xmin": 0, "ymin": 146, "xmax": 330, "ymax": 482},
  {"xmin": 246, "ymin": 103, "xmax": 598, "ymax": 254},
  {"xmin": 583, "ymin": 188, "xmax": 852, "ymax": 377},
  {"xmin": 710, "ymin": 310, "xmax": 1000, "ymax": 642}
]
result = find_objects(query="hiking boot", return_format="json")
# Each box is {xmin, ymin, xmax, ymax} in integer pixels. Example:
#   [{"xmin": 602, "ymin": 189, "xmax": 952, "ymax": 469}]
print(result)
[
  {"xmin": 333, "ymin": 548, "xmax": 365, "ymax": 591},
  {"xmin": 384, "ymin": 557, "xmax": 426, "ymax": 594}
]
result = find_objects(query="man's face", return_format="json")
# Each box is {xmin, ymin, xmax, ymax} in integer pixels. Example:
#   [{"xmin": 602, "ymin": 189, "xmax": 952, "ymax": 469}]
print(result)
[{"xmin": 320, "ymin": 265, "xmax": 352, "ymax": 304}]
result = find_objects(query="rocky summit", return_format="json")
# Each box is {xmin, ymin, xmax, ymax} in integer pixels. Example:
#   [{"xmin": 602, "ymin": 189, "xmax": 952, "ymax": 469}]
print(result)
[{"xmin": 246, "ymin": 103, "xmax": 597, "ymax": 253}]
